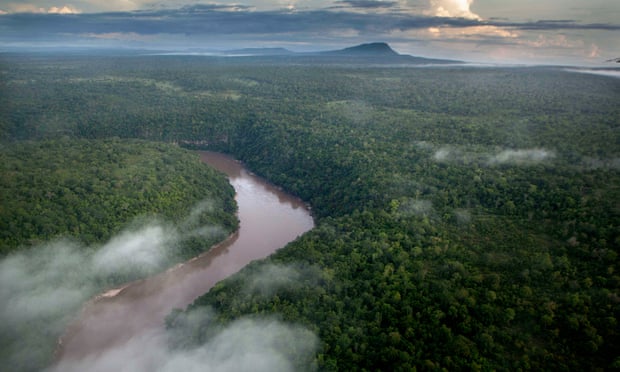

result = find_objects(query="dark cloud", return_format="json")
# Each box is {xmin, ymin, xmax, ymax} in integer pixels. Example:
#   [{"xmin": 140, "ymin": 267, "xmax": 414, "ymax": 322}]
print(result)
[
  {"xmin": 0, "ymin": 8, "xmax": 399, "ymax": 38},
  {"xmin": 478, "ymin": 19, "xmax": 619, "ymax": 31},
  {"xmin": 334, "ymin": 0, "xmax": 398, "ymax": 9},
  {"xmin": 0, "ymin": 7, "xmax": 618, "ymax": 43},
  {"xmin": 178, "ymin": 4, "xmax": 253, "ymax": 12},
  {"xmin": 397, "ymin": 17, "xmax": 620, "ymax": 31}
]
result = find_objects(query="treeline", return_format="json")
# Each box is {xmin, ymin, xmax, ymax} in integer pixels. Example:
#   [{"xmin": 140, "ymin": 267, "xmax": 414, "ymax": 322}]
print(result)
[
  {"xmin": 0, "ymin": 138, "xmax": 238, "ymax": 258},
  {"xmin": 1, "ymin": 53, "xmax": 619, "ymax": 370}
]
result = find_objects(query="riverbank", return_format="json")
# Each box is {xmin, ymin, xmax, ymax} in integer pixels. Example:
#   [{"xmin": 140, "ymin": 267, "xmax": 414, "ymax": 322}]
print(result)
[
  {"xmin": 54, "ymin": 152, "xmax": 314, "ymax": 365},
  {"xmin": 54, "ymin": 230, "xmax": 240, "ymax": 360}
]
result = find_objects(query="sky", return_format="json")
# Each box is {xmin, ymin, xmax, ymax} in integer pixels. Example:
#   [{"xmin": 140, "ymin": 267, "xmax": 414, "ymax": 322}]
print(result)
[{"xmin": 0, "ymin": 0, "xmax": 618, "ymax": 64}]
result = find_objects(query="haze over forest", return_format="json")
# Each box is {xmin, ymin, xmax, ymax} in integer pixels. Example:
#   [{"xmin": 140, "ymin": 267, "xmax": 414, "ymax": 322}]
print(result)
[
  {"xmin": 1, "ymin": 0, "xmax": 619, "ymax": 371},
  {"xmin": 1, "ymin": 0, "xmax": 619, "ymax": 65}
]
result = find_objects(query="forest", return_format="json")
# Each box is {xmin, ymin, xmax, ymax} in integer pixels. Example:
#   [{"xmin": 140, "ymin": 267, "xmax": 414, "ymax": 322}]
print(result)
[
  {"xmin": 0, "ymin": 138, "xmax": 238, "ymax": 256},
  {"xmin": 0, "ymin": 137, "xmax": 238, "ymax": 370},
  {"xmin": 1, "ymin": 52, "xmax": 619, "ymax": 370}
]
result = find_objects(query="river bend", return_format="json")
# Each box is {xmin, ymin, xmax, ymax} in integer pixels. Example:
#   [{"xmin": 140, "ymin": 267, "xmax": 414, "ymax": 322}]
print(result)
[{"xmin": 56, "ymin": 151, "xmax": 314, "ymax": 361}]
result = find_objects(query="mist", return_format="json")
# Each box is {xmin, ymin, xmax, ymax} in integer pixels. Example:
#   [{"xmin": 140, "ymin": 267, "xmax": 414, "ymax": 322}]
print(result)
[
  {"xmin": 0, "ymin": 163, "xmax": 318, "ymax": 372},
  {"xmin": 397, "ymin": 198, "xmax": 434, "ymax": 219},
  {"xmin": 428, "ymin": 144, "xmax": 556, "ymax": 166},
  {"xmin": 565, "ymin": 68, "xmax": 620, "ymax": 79},
  {"xmin": 243, "ymin": 263, "xmax": 322, "ymax": 298},
  {"xmin": 0, "ymin": 201, "xmax": 226, "ymax": 371},
  {"xmin": 92, "ymin": 224, "xmax": 176, "ymax": 277},
  {"xmin": 52, "ymin": 312, "xmax": 318, "ymax": 372},
  {"xmin": 0, "ymin": 224, "xmax": 173, "ymax": 370},
  {"xmin": 486, "ymin": 148, "xmax": 555, "ymax": 165},
  {"xmin": 47, "ymin": 262, "xmax": 320, "ymax": 372}
]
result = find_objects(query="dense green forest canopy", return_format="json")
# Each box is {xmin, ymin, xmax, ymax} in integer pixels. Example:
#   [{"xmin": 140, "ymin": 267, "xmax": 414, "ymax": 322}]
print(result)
[
  {"xmin": 0, "ymin": 138, "xmax": 238, "ymax": 256},
  {"xmin": 1, "ymin": 53, "xmax": 619, "ymax": 370}
]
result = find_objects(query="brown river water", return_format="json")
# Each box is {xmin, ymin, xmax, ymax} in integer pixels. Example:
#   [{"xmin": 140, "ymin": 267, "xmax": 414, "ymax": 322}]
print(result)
[{"xmin": 55, "ymin": 151, "xmax": 314, "ymax": 362}]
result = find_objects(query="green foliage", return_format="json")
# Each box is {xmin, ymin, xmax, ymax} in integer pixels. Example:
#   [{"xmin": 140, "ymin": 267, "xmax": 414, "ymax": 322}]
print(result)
[
  {"xmin": 1, "ymin": 53, "xmax": 619, "ymax": 370},
  {"xmin": 0, "ymin": 138, "xmax": 238, "ymax": 258}
]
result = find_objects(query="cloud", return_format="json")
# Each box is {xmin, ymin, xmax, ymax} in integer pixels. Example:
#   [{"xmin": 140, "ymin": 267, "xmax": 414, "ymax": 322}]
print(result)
[
  {"xmin": 0, "ymin": 200, "xmax": 228, "ymax": 371},
  {"xmin": 0, "ymin": 192, "xmax": 316, "ymax": 371},
  {"xmin": 425, "ymin": 24, "xmax": 519, "ymax": 39},
  {"xmin": 240, "ymin": 263, "xmax": 322, "ymax": 299},
  {"xmin": 0, "ymin": 0, "xmax": 618, "ymax": 38},
  {"xmin": 427, "ymin": 143, "xmax": 620, "ymax": 170},
  {"xmin": 565, "ymin": 68, "xmax": 620, "ymax": 79},
  {"xmin": 47, "ymin": 261, "xmax": 320, "ymax": 372},
  {"xmin": 431, "ymin": 145, "xmax": 477, "ymax": 164},
  {"xmin": 92, "ymin": 224, "xmax": 175, "ymax": 275},
  {"xmin": 398, "ymin": 198, "xmax": 434, "ymax": 218},
  {"xmin": 0, "ymin": 240, "xmax": 97, "ymax": 370},
  {"xmin": 244, "ymin": 264, "xmax": 303, "ymax": 296},
  {"xmin": 428, "ymin": 0, "xmax": 481, "ymax": 20},
  {"xmin": 0, "ymin": 2, "xmax": 618, "ymax": 63},
  {"xmin": 486, "ymin": 148, "xmax": 555, "ymax": 165},
  {"xmin": 2, "ymin": 3, "xmax": 45, "ymax": 13},
  {"xmin": 453, "ymin": 208, "xmax": 471, "ymax": 224},
  {"xmin": 54, "ymin": 313, "xmax": 318, "ymax": 372},
  {"xmin": 80, "ymin": 32, "xmax": 156, "ymax": 41},
  {"xmin": 432, "ymin": 146, "xmax": 453, "ymax": 162},
  {"xmin": 327, "ymin": 100, "xmax": 374, "ymax": 123},
  {"xmin": 2, "ymin": 3, "xmax": 80, "ymax": 14},
  {"xmin": 178, "ymin": 3, "xmax": 253, "ymax": 12},
  {"xmin": 334, "ymin": 0, "xmax": 398, "ymax": 9},
  {"xmin": 1, "ymin": 5, "xmax": 617, "ymax": 41},
  {"xmin": 0, "ymin": 222, "xmax": 174, "ymax": 370},
  {"xmin": 48, "ymin": 5, "xmax": 80, "ymax": 14},
  {"xmin": 427, "ymin": 144, "xmax": 556, "ymax": 166},
  {"xmin": 501, "ymin": 19, "xmax": 620, "ymax": 31}
]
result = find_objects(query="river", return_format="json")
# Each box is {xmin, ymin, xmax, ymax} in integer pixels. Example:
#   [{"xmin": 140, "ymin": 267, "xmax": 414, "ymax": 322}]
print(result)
[{"xmin": 56, "ymin": 151, "xmax": 314, "ymax": 361}]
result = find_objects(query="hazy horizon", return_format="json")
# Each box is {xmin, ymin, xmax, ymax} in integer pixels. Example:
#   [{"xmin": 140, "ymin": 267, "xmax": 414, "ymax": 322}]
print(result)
[{"xmin": 1, "ymin": 0, "xmax": 619, "ymax": 66}]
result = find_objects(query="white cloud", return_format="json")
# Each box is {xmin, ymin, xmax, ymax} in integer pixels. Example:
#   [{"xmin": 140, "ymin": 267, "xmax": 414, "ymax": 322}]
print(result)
[
  {"xmin": 565, "ymin": 68, "xmax": 620, "ymax": 79},
  {"xmin": 428, "ymin": 0, "xmax": 481, "ymax": 20},
  {"xmin": 244, "ymin": 264, "xmax": 302, "ymax": 296},
  {"xmin": 432, "ymin": 146, "xmax": 452, "ymax": 162},
  {"xmin": 81, "ymin": 32, "xmax": 157, "ymax": 41},
  {"xmin": 5, "ymin": 3, "xmax": 46, "ymax": 12},
  {"xmin": 487, "ymin": 148, "xmax": 555, "ymax": 165},
  {"xmin": 0, "ymin": 200, "xmax": 228, "ymax": 371},
  {"xmin": 3, "ymin": 3, "xmax": 80, "ymax": 13},
  {"xmin": 397, "ymin": 199, "xmax": 434, "ymax": 218},
  {"xmin": 427, "ymin": 144, "xmax": 556, "ymax": 166},
  {"xmin": 48, "ymin": 5, "xmax": 80, "ymax": 13},
  {"xmin": 60, "ymin": 0, "xmax": 141, "ymax": 12},
  {"xmin": 54, "ymin": 315, "xmax": 318, "ymax": 372},
  {"xmin": 426, "ymin": 24, "xmax": 519, "ymax": 39},
  {"xmin": 92, "ymin": 224, "xmax": 174, "ymax": 275}
]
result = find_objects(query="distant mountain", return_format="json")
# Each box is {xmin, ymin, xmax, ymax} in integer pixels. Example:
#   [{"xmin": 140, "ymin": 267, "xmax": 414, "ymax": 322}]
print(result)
[
  {"xmin": 204, "ymin": 42, "xmax": 460, "ymax": 65},
  {"xmin": 314, "ymin": 42, "xmax": 460, "ymax": 64},
  {"xmin": 223, "ymin": 47, "xmax": 294, "ymax": 56},
  {"xmin": 323, "ymin": 42, "xmax": 400, "ymax": 56}
]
